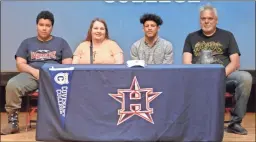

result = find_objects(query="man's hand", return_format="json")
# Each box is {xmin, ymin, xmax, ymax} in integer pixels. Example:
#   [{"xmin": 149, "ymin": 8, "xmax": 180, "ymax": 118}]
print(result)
[
  {"xmin": 31, "ymin": 69, "xmax": 40, "ymax": 80},
  {"xmin": 225, "ymin": 53, "xmax": 240, "ymax": 76},
  {"xmin": 16, "ymin": 57, "xmax": 40, "ymax": 79}
]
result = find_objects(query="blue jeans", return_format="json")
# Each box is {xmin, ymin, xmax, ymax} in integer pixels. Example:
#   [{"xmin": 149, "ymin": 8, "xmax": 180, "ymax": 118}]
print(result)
[{"xmin": 226, "ymin": 70, "xmax": 252, "ymax": 124}]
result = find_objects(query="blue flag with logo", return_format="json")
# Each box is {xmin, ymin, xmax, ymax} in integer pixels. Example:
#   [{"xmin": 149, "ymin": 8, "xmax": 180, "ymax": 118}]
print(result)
[
  {"xmin": 48, "ymin": 66, "xmax": 74, "ymax": 128},
  {"xmin": 37, "ymin": 64, "xmax": 225, "ymax": 142}
]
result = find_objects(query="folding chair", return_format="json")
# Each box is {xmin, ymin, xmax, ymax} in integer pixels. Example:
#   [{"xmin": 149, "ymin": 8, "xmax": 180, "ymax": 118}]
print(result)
[
  {"xmin": 224, "ymin": 92, "xmax": 235, "ymax": 123},
  {"xmin": 26, "ymin": 90, "xmax": 39, "ymax": 131}
]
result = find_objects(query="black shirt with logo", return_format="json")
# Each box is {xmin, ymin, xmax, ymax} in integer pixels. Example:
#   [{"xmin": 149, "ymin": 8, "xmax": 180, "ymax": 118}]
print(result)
[{"xmin": 183, "ymin": 28, "xmax": 241, "ymax": 67}]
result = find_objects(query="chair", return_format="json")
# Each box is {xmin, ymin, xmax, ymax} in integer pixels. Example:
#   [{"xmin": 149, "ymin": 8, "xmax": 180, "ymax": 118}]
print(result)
[
  {"xmin": 26, "ymin": 90, "xmax": 39, "ymax": 131},
  {"xmin": 224, "ymin": 92, "xmax": 235, "ymax": 123}
]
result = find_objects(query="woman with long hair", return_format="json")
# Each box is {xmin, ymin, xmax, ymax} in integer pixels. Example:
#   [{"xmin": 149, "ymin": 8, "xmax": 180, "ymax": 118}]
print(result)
[{"xmin": 72, "ymin": 18, "xmax": 124, "ymax": 64}]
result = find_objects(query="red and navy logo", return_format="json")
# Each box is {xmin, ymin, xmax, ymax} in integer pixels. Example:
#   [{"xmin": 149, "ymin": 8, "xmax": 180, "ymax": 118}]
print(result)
[{"xmin": 109, "ymin": 76, "xmax": 162, "ymax": 125}]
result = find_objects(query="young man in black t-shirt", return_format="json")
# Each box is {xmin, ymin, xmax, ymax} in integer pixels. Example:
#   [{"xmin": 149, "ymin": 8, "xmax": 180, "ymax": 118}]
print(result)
[{"xmin": 182, "ymin": 5, "xmax": 252, "ymax": 135}]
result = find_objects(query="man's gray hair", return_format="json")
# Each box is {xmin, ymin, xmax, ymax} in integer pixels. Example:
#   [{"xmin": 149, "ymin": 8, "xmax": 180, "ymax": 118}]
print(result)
[{"xmin": 200, "ymin": 5, "xmax": 218, "ymax": 17}]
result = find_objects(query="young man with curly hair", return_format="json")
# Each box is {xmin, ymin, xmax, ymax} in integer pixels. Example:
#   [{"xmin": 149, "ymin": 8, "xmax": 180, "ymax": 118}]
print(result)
[{"xmin": 130, "ymin": 13, "xmax": 174, "ymax": 64}]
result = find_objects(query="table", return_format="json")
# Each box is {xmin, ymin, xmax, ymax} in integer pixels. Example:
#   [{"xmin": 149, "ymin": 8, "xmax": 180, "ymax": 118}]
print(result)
[{"xmin": 36, "ymin": 64, "xmax": 225, "ymax": 141}]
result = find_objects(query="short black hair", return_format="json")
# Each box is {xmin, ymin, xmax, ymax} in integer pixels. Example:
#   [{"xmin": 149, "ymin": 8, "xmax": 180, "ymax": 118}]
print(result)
[
  {"xmin": 140, "ymin": 13, "xmax": 163, "ymax": 26},
  {"xmin": 36, "ymin": 11, "xmax": 54, "ymax": 26}
]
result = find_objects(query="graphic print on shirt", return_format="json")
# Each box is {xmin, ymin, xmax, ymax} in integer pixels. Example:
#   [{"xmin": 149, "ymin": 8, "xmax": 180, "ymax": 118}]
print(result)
[
  {"xmin": 31, "ymin": 50, "xmax": 57, "ymax": 60},
  {"xmin": 193, "ymin": 41, "xmax": 224, "ymax": 64}
]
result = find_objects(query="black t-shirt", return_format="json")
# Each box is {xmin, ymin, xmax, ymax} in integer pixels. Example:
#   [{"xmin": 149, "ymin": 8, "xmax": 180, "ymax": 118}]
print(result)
[{"xmin": 183, "ymin": 28, "xmax": 241, "ymax": 67}]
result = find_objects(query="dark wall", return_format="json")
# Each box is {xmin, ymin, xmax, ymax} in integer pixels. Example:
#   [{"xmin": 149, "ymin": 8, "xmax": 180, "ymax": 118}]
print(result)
[
  {"xmin": 0, "ymin": 71, "xmax": 255, "ymax": 112},
  {"xmin": 247, "ymin": 84, "xmax": 255, "ymax": 112}
]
